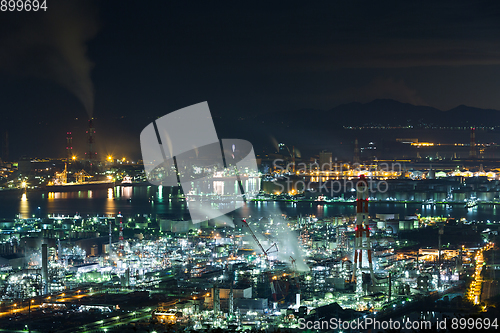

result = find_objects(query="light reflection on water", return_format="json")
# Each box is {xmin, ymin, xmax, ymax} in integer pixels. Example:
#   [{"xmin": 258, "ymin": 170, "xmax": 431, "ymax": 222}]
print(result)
[
  {"xmin": 5, "ymin": 186, "xmax": 500, "ymax": 221},
  {"xmin": 19, "ymin": 193, "xmax": 29, "ymax": 219},
  {"xmin": 105, "ymin": 188, "xmax": 116, "ymax": 215}
]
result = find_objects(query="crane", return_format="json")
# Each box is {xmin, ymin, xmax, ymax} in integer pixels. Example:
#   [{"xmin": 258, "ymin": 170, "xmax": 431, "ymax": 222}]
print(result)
[
  {"xmin": 289, "ymin": 256, "xmax": 301, "ymax": 294},
  {"xmin": 290, "ymin": 256, "xmax": 296, "ymax": 271},
  {"xmin": 241, "ymin": 219, "xmax": 279, "ymax": 302},
  {"xmin": 74, "ymin": 170, "xmax": 92, "ymax": 183}
]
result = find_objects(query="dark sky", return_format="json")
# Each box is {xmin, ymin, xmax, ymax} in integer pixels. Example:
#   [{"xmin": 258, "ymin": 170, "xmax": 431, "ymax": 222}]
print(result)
[{"xmin": 1, "ymin": 0, "xmax": 500, "ymax": 158}]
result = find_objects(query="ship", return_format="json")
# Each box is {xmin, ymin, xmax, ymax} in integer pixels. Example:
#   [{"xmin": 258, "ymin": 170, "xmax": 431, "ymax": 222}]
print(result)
[
  {"xmin": 465, "ymin": 199, "xmax": 478, "ymax": 209},
  {"xmin": 44, "ymin": 180, "xmax": 114, "ymax": 192}
]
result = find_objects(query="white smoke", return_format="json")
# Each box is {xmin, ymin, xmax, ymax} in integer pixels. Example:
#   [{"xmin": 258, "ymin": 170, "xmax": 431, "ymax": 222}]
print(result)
[
  {"xmin": 0, "ymin": 0, "xmax": 98, "ymax": 117},
  {"xmin": 242, "ymin": 211, "xmax": 309, "ymax": 272},
  {"xmin": 273, "ymin": 221, "xmax": 309, "ymax": 272}
]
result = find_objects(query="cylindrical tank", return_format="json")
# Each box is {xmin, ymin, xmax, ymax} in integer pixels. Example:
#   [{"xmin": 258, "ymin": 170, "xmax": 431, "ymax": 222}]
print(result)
[
  {"xmin": 386, "ymin": 221, "xmax": 399, "ymax": 234},
  {"xmin": 433, "ymin": 192, "xmax": 447, "ymax": 202},
  {"xmin": 453, "ymin": 191, "xmax": 467, "ymax": 202},
  {"xmin": 398, "ymin": 220, "xmax": 413, "ymax": 231}
]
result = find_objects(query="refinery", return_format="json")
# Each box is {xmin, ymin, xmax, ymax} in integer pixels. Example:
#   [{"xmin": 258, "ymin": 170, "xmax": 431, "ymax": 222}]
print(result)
[
  {"xmin": 1, "ymin": 121, "xmax": 500, "ymax": 332},
  {"xmin": 0, "ymin": 119, "xmax": 500, "ymax": 331},
  {"xmin": 3, "ymin": 2, "xmax": 500, "ymax": 331},
  {"xmin": 0, "ymin": 164, "xmax": 499, "ymax": 331}
]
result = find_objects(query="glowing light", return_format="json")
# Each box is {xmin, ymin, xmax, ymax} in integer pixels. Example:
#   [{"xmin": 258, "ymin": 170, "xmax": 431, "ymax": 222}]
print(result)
[{"xmin": 411, "ymin": 142, "xmax": 434, "ymax": 147}]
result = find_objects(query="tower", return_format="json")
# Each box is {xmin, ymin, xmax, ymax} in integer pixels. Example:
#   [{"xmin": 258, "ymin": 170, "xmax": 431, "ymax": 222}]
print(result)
[
  {"xmin": 109, "ymin": 219, "xmax": 112, "ymax": 253},
  {"xmin": 319, "ymin": 151, "xmax": 332, "ymax": 171},
  {"xmin": 228, "ymin": 264, "xmax": 234, "ymax": 316},
  {"xmin": 353, "ymin": 138, "xmax": 360, "ymax": 164},
  {"xmin": 85, "ymin": 119, "xmax": 96, "ymax": 168},
  {"xmin": 213, "ymin": 287, "xmax": 220, "ymax": 315},
  {"xmin": 119, "ymin": 216, "xmax": 124, "ymax": 251},
  {"xmin": 42, "ymin": 243, "xmax": 48, "ymax": 294},
  {"xmin": 352, "ymin": 175, "xmax": 375, "ymax": 291},
  {"xmin": 469, "ymin": 127, "xmax": 476, "ymax": 158},
  {"xmin": 438, "ymin": 225, "xmax": 444, "ymax": 290},
  {"xmin": 66, "ymin": 131, "xmax": 73, "ymax": 163}
]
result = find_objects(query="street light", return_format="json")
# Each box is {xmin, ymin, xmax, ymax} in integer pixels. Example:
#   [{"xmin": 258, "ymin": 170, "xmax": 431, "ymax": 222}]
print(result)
[{"xmin": 28, "ymin": 299, "xmax": 34, "ymax": 333}]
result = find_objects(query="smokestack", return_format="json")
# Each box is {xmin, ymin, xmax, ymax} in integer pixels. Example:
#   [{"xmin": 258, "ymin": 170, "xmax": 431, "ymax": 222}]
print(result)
[
  {"xmin": 227, "ymin": 263, "xmax": 234, "ymax": 315},
  {"xmin": 109, "ymin": 220, "xmax": 112, "ymax": 254},
  {"xmin": 57, "ymin": 239, "xmax": 62, "ymax": 262},
  {"xmin": 353, "ymin": 138, "xmax": 360, "ymax": 164},
  {"xmin": 119, "ymin": 216, "xmax": 124, "ymax": 250},
  {"xmin": 229, "ymin": 280, "xmax": 234, "ymax": 315},
  {"xmin": 66, "ymin": 131, "xmax": 73, "ymax": 163},
  {"xmin": 469, "ymin": 127, "xmax": 476, "ymax": 158},
  {"xmin": 86, "ymin": 119, "xmax": 96, "ymax": 168},
  {"xmin": 388, "ymin": 273, "xmax": 391, "ymax": 301},
  {"xmin": 42, "ymin": 243, "xmax": 48, "ymax": 294}
]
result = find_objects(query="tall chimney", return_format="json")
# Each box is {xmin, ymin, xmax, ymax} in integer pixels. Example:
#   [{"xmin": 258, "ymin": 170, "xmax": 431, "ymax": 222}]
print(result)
[
  {"xmin": 66, "ymin": 131, "xmax": 73, "ymax": 163},
  {"xmin": 42, "ymin": 243, "xmax": 48, "ymax": 294},
  {"xmin": 86, "ymin": 119, "xmax": 96, "ymax": 168},
  {"xmin": 109, "ymin": 220, "xmax": 112, "ymax": 254},
  {"xmin": 353, "ymin": 138, "xmax": 360, "ymax": 164},
  {"xmin": 469, "ymin": 127, "xmax": 476, "ymax": 158}
]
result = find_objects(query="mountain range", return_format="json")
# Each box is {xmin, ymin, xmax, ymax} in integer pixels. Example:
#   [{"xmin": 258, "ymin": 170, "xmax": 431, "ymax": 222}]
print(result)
[
  {"xmin": 245, "ymin": 99, "xmax": 500, "ymax": 129},
  {"xmin": 3, "ymin": 98, "xmax": 500, "ymax": 160}
]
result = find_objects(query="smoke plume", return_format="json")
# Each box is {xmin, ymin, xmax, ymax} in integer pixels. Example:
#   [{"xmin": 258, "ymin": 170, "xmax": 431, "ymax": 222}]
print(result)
[
  {"xmin": 245, "ymin": 211, "xmax": 310, "ymax": 272},
  {"xmin": 0, "ymin": 0, "xmax": 98, "ymax": 117}
]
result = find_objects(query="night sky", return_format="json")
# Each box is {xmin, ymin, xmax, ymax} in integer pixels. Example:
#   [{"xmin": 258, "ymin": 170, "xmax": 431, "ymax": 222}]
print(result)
[{"xmin": 1, "ymin": 0, "xmax": 500, "ymax": 159}]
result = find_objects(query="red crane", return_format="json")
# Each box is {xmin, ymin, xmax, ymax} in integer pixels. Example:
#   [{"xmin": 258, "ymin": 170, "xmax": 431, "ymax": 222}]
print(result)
[{"xmin": 241, "ymin": 219, "xmax": 278, "ymax": 302}]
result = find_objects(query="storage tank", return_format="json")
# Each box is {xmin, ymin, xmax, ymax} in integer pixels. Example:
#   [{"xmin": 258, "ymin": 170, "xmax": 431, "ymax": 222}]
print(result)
[
  {"xmin": 398, "ymin": 220, "xmax": 413, "ymax": 231},
  {"xmin": 377, "ymin": 220, "xmax": 387, "ymax": 230},
  {"xmin": 386, "ymin": 221, "xmax": 399, "ymax": 234},
  {"xmin": 433, "ymin": 192, "xmax": 447, "ymax": 202},
  {"xmin": 452, "ymin": 191, "xmax": 467, "ymax": 202},
  {"xmin": 414, "ymin": 192, "xmax": 428, "ymax": 202}
]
